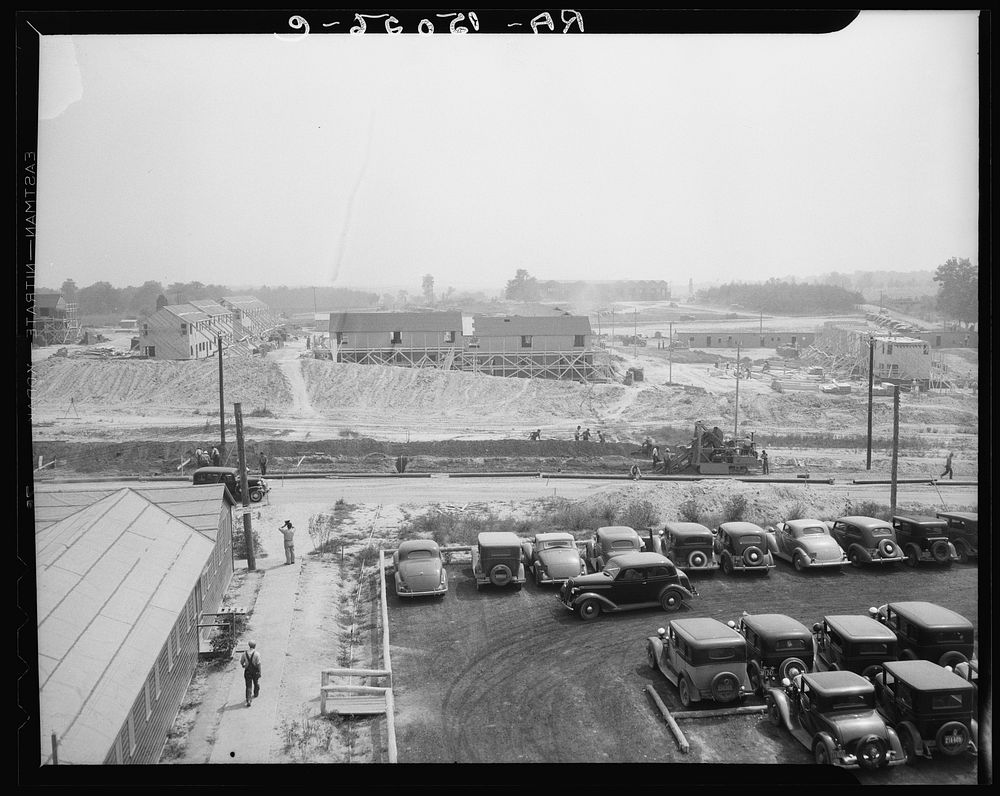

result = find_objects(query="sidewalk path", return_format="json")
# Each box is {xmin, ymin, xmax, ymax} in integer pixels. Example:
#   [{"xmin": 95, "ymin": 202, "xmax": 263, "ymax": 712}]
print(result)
[{"xmin": 209, "ymin": 555, "xmax": 301, "ymax": 764}]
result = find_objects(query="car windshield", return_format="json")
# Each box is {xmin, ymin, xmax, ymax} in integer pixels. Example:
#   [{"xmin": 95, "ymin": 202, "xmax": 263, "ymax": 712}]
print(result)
[
  {"xmin": 931, "ymin": 692, "xmax": 968, "ymax": 710},
  {"xmin": 869, "ymin": 528, "xmax": 892, "ymax": 538},
  {"xmin": 824, "ymin": 692, "xmax": 874, "ymax": 711},
  {"xmin": 934, "ymin": 630, "xmax": 969, "ymax": 643},
  {"xmin": 796, "ymin": 526, "xmax": 826, "ymax": 536},
  {"xmin": 774, "ymin": 638, "xmax": 808, "ymax": 652},
  {"xmin": 403, "ymin": 550, "xmax": 434, "ymax": 560},
  {"xmin": 611, "ymin": 540, "xmax": 638, "ymax": 549},
  {"xmin": 739, "ymin": 535, "xmax": 762, "ymax": 546},
  {"xmin": 541, "ymin": 540, "xmax": 574, "ymax": 550},
  {"xmin": 856, "ymin": 642, "xmax": 892, "ymax": 656}
]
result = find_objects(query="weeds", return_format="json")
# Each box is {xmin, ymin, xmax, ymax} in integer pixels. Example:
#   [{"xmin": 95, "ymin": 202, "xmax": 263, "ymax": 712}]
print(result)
[
  {"xmin": 784, "ymin": 502, "xmax": 808, "ymax": 521},
  {"xmin": 846, "ymin": 500, "xmax": 892, "ymax": 521},
  {"xmin": 280, "ymin": 713, "xmax": 339, "ymax": 762},
  {"xmin": 677, "ymin": 497, "xmax": 702, "ymax": 523},
  {"xmin": 615, "ymin": 499, "xmax": 659, "ymax": 530},
  {"xmin": 722, "ymin": 494, "xmax": 749, "ymax": 522}
]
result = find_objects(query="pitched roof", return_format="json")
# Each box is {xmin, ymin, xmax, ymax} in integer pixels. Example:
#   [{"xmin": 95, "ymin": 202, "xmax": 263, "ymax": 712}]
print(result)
[
  {"xmin": 470, "ymin": 314, "xmax": 592, "ymax": 336},
  {"xmin": 188, "ymin": 299, "xmax": 231, "ymax": 317},
  {"xmin": 328, "ymin": 311, "xmax": 464, "ymax": 333},
  {"xmin": 161, "ymin": 303, "xmax": 211, "ymax": 323},
  {"xmin": 35, "ymin": 293, "xmax": 66, "ymax": 309},
  {"xmin": 36, "ymin": 488, "xmax": 219, "ymax": 764}
]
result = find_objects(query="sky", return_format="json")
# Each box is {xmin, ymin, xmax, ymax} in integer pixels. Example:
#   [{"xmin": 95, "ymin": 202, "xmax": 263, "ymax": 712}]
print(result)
[{"xmin": 30, "ymin": 10, "xmax": 981, "ymax": 293}]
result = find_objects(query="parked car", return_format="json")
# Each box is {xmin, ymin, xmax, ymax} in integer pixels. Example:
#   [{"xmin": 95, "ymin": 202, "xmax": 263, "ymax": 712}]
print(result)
[
  {"xmin": 733, "ymin": 612, "xmax": 814, "ymax": 696},
  {"xmin": 646, "ymin": 617, "xmax": 751, "ymax": 708},
  {"xmin": 891, "ymin": 514, "xmax": 959, "ymax": 567},
  {"xmin": 765, "ymin": 518, "xmax": 848, "ymax": 572},
  {"xmin": 869, "ymin": 601, "xmax": 974, "ymax": 668},
  {"xmin": 951, "ymin": 660, "xmax": 979, "ymax": 704},
  {"xmin": 520, "ymin": 531, "xmax": 586, "ymax": 585},
  {"xmin": 584, "ymin": 526, "xmax": 645, "ymax": 572},
  {"xmin": 935, "ymin": 511, "xmax": 978, "ymax": 564},
  {"xmin": 471, "ymin": 531, "xmax": 526, "ymax": 591},
  {"xmin": 559, "ymin": 551, "xmax": 696, "ymax": 620},
  {"xmin": 870, "ymin": 659, "xmax": 978, "ymax": 762},
  {"xmin": 766, "ymin": 671, "xmax": 906, "ymax": 769},
  {"xmin": 655, "ymin": 522, "xmax": 719, "ymax": 573},
  {"xmin": 828, "ymin": 516, "xmax": 904, "ymax": 568},
  {"xmin": 391, "ymin": 539, "xmax": 447, "ymax": 598},
  {"xmin": 192, "ymin": 466, "xmax": 269, "ymax": 503},
  {"xmin": 713, "ymin": 522, "xmax": 775, "ymax": 576},
  {"xmin": 811, "ymin": 614, "xmax": 898, "ymax": 679}
]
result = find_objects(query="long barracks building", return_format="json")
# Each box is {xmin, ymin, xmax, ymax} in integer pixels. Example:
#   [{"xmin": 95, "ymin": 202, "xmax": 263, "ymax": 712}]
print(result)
[{"xmin": 328, "ymin": 311, "xmax": 610, "ymax": 381}]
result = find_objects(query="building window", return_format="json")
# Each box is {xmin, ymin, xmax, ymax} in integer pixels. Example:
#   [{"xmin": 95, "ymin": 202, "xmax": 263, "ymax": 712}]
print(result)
[
  {"xmin": 887, "ymin": 343, "xmax": 893, "ymax": 354},
  {"xmin": 521, "ymin": 335, "xmax": 532, "ymax": 349},
  {"xmin": 127, "ymin": 712, "xmax": 136, "ymax": 755},
  {"xmin": 144, "ymin": 680, "xmax": 152, "ymax": 719},
  {"xmin": 573, "ymin": 335, "xmax": 584, "ymax": 347},
  {"xmin": 467, "ymin": 337, "xmax": 480, "ymax": 349},
  {"xmin": 166, "ymin": 633, "xmax": 174, "ymax": 671},
  {"xmin": 154, "ymin": 658, "xmax": 161, "ymax": 697},
  {"xmin": 391, "ymin": 331, "xmax": 402, "ymax": 345},
  {"xmin": 444, "ymin": 331, "xmax": 455, "ymax": 344}
]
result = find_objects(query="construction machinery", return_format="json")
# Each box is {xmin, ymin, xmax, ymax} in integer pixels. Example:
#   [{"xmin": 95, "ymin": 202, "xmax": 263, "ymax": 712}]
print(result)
[{"xmin": 664, "ymin": 421, "xmax": 762, "ymax": 475}]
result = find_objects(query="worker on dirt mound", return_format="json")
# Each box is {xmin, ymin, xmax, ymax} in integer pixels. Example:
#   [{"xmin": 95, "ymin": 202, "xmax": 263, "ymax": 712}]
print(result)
[
  {"xmin": 629, "ymin": 463, "xmax": 642, "ymax": 480},
  {"xmin": 582, "ymin": 428, "xmax": 591, "ymax": 441},
  {"xmin": 529, "ymin": 429, "xmax": 541, "ymax": 441}
]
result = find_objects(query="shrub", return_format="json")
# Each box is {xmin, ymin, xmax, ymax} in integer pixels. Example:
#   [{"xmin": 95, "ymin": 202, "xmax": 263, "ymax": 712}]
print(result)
[
  {"xmin": 722, "ymin": 494, "xmax": 749, "ymax": 522},
  {"xmin": 846, "ymin": 500, "xmax": 892, "ymax": 521},
  {"xmin": 616, "ymin": 499, "xmax": 659, "ymax": 530},
  {"xmin": 784, "ymin": 502, "xmax": 807, "ymax": 521},
  {"xmin": 232, "ymin": 525, "xmax": 266, "ymax": 559},
  {"xmin": 677, "ymin": 497, "xmax": 702, "ymax": 523}
]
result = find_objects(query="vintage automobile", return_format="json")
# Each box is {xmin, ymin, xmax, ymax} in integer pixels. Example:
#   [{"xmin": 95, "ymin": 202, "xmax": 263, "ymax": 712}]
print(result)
[
  {"xmin": 870, "ymin": 659, "xmax": 978, "ymax": 762},
  {"xmin": 766, "ymin": 670, "xmax": 906, "ymax": 769},
  {"xmin": 828, "ymin": 516, "xmax": 904, "ymax": 568},
  {"xmin": 812, "ymin": 614, "xmax": 898, "ymax": 679},
  {"xmin": 765, "ymin": 518, "xmax": 849, "ymax": 572},
  {"xmin": 869, "ymin": 601, "xmax": 974, "ymax": 668},
  {"xmin": 391, "ymin": 539, "xmax": 448, "ymax": 598},
  {"xmin": 520, "ymin": 531, "xmax": 586, "ymax": 585},
  {"xmin": 654, "ymin": 522, "xmax": 719, "ymax": 573},
  {"xmin": 951, "ymin": 660, "xmax": 979, "ymax": 704},
  {"xmin": 733, "ymin": 612, "xmax": 814, "ymax": 696},
  {"xmin": 936, "ymin": 511, "xmax": 978, "ymax": 564},
  {"xmin": 713, "ymin": 522, "xmax": 775, "ymax": 576},
  {"xmin": 584, "ymin": 526, "xmax": 645, "ymax": 572},
  {"xmin": 646, "ymin": 617, "xmax": 751, "ymax": 708},
  {"xmin": 192, "ymin": 466, "xmax": 269, "ymax": 503},
  {"xmin": 891, "ymin": 514, "xmax": 959, "ymax": 567},
  {"xmin": 471, "ymin": 531, "xmax": 526, "ymax": 591},
  {"xmin": 559, "ymin": 551, "xmax": 696, "ymax": 620}
]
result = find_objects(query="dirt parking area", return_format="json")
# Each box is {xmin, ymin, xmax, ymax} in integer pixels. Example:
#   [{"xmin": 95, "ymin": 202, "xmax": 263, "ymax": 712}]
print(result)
[{"xmin": 386, "ymin": 557, "xmax": 981, "ymax": 783}]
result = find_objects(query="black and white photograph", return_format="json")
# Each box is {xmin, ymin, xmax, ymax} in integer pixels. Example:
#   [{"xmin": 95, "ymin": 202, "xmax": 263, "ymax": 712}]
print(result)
[{"xmin": 16, "ymin": 8, "xmax": 988, "ymax": 786}]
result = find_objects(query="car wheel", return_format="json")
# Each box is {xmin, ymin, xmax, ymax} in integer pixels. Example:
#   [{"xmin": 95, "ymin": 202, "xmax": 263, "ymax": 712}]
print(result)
[
  {"xmin": 956, "ymin": 546, "xmax": 970, "ymax": 564},
  {"xmin": 878, "ymin": 539, "xmax": 898, "ymax": 558},
  {"xmin": 659, "ymin": 589, "xmax": 683, "ymax": 612},
  {"xmin": 747, "ymin": 661, "xmax": 763, "ymax": 696},
  {"xmin": 646, "ymin": 641, "xmax": 658, "ymax": 670},
  {"xmin": 904, "ymin": 545, "xmax": 920, "ymax": 568},
  {"xmin": 688, "ymin": 550, "xmax": 707, "ymax": 569},
  {"xmin": 931, "ymin": 540, "xmax": 952, "ymax": 564},
  {"xmin": 577, "ymin": 599, "xmax": 601, "ymax": 621},
  {"xmin": 935, "ymin": 721, "xmax": 971, "ymax": 756},
  {"xmin": 678, "ymin": 677, "xmax": 693, "ymax": 708},
  {"xmin": 861, "ymin": 664, "xmax": 884, "ymax": 680},
  {"xmin": 711, "ymin": 672, "xmax": 741, "ymax": 703},
  {"xmin": 793, "ymin": 553, "xmax": 807, "ymax": 572},
  {"xmin": 899, "ymin": 649, "xmax": 917, "ymax": 661},
  {"xmin": 249, "ymin": 488, "xmax": 263, "ymax": 503},
  {"xmin": 767, "ymin": 695, "xmax": 781, "ymax": 727},
  {"xmin": 813, "ymin": 739, "xmax": 833, "ymax": 765},
  {"xmin": 939, "ymin": 650, "xmax": 968, "ymax": 669},
  {"xmin": 856, "ymin": 734, "xmax": 888, "ymax": 770},
  {"xmin": 489, "ymin": 565, "xmax": 513, "ymax": 587},
  {"xmin": 512, "ymin": 582, "xmax": 522, "ymax": 591},
  {"xmin": 849, "ymin": 550, "xmax": 863, "ymax": 568},
  {"xmin": 898, "ymin": 725, "xmax": 917, "ymax": 765},
  {"xmin": 744, "ymin": 546, "xmax": 763, "ymax": 566},
  {"xmin": 721, "ymin": 553, "xmax": 734, "ymax": 575},
  {"xmin": 779, "ymin": 657, "xmax": 807, "ymax": 681}
]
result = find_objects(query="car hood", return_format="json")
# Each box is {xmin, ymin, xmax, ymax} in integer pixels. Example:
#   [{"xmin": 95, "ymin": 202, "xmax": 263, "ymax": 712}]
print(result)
[
  {"xmin": 828, "ymin": 711, "xmax": 887, "ymax": 744},
  {"xmin": 538, "ymin": 548, "xmax": 584, "ymax": 576},
  {"xmin": 566, "ymin": 572, "xmax": 613, "ymax": 589},
  {"xmin": 397, "ymin": 560, "xmax": 443, "ymax": 590}
]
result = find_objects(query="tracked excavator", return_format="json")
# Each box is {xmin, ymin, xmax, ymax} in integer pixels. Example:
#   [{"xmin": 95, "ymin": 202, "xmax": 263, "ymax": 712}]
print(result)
[{"xmin": 663, "ymin": 421, "xmax": 762, "ymax": 475}]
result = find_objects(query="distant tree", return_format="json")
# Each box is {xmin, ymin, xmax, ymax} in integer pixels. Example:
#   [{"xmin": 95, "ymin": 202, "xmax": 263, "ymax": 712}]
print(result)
[
  {"xmin": 397, "ymin": 290, "xmax": 409, "ymax": 307},
  {"xmin": 127, "ymin": 280, "xmax": 165, "ymax": 317},
  {"xmin": 60, "ymin": 278, "xmax": 78, "ymax": 302},
  {"xmin": 76, "ymin": 281, "xmax": 120, "ymax": 315},
  {"xmin": 505, "ymin": 269, "xmax": 540, "ymax": 302},
  {"xmin": 156, "ymin": 294, "xmax": 168, "ymax": 311},
  {"xmin": 933, "ymin": 257, "xmax": 978, "ymax": 326},
  {"xmin": 422, "ymin": 274, "xmax": 435, "ymax": 305}
]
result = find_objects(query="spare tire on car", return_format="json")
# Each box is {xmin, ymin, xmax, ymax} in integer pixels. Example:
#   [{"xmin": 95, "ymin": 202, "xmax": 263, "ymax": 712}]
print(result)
[{"xmin": 489, "ymin": 565, "xmax": 512, "ymax": 587}]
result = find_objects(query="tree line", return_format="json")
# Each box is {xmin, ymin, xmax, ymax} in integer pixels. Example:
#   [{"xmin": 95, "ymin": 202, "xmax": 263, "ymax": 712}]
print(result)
[{"xmin": 695, "ymin": 279, "xmax": 864, "ymax": 314}]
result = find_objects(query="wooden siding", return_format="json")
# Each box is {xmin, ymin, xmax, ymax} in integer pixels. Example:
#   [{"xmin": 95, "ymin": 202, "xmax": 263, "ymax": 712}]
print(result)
[
  {"xmin": 336, "ymin": 329, "xmax": 461, "ymax": 350},
  {"xmin": 468, "ymin": 333, "xmax": 589, "ymax": 353},
  {"xmin": 684, "ymin": 331, "xmax": 816, "ymax": 348},
  {"xmin": 140, "ymin": 310, "xmax": 220, "ymax": 361}
]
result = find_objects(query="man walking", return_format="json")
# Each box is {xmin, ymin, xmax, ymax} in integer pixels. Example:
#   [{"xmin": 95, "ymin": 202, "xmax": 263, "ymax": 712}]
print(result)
[
  {"xmin": 241, "ymin": 640, "xmax": 261, "ymax": 707},
  {"xmin": 939, "ymin": 451, "xmax": 954, "ymax": 480},
  {"xmin": 211, "ymin": 446, "xmax": 221, "ymax": 466},
  {"xmin": 258, "ymin": 451, "xmax": 268, "ymax": 476},
  {"xmin": 278, "ymin": 520, "xmax": 295, "ymax": 564},
  {"xmin": 761, "ymin": 449, "xmax": 769, "ymax": 475}
]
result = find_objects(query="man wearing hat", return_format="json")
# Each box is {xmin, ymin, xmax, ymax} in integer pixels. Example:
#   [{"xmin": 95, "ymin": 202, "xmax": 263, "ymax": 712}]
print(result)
[{"xmin": 278, "ymin": 520, "xmax": 296, "ymax": 564}]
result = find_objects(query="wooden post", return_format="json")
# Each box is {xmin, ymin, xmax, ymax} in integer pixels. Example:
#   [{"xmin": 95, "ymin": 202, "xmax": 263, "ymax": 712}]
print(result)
[
  {"xmin": 234, "ymin": 402, "xmax": 255, "ymax": 570},
  {"xmin": 385, "ymin": 688, "xmax": 398, "ymax": 763},
  {"xmin": 668, "ymin": 322, "xmax": 673, "ymax": 384},
  {"xmin": 866, "ymin": 335, "xmax": 874, "ymax": 470},
  {"xmin": 51, "ymin": 731, "xmax": 58, "ymax": 765},
  {"xmin": 734, "ymin": 343, "xmax": 741, "ymax": 439},
  {"xmin": 645, "ymin": 685, "xmax": 689, "ymax": 753},
  {"xmin": 890, "ymin": 386, "xmax": 900, "ymax": 513}
]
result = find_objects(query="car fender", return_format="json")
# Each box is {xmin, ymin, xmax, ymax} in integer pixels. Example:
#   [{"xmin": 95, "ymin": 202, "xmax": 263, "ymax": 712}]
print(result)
[
  {"xmin": 813, "ymin": 730, "xmax": 838, "ymax": 758},
  {"xmin": 848, "ymin": 543, "xmax": 873, "ymax": 562},
  {"xmin": 521, "ymin": 542, "xmax": 534, "ymax": 562},
  {"xmin": 884, "ymin": 725, "xmax": 905, "ymax": 760},
  {"xmin": 764, "ymin": 532, "xmax": 779, "ymax": 556},
  {"xmin": 572, "ymin": 591, "xmax": 618, "ymax": 611},
  {"xmin": 660, "ymin": 583, "xmax": 695, "ymax": 601},
  {"xmin": 897, "ymin": 719, "xmax": 925, "ymax": 753},
  {"xmin": 647, "ymin": 635, "xmax": 665, "ymax": 667},
  {"xmin": 767, "ymin": 687, "xmax": 794, "ymax": 729}
]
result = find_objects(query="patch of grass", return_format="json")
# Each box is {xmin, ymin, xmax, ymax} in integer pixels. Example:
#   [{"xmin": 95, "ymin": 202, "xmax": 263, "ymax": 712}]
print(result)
[
  {"xmin": 280, "ymin": 713, "xmax": 339, "ymax": 762},
  {"xmin": 846, "ymin": 500, "xmax": 892, "ymax": 521},
  {"xmin": 247, "ymin": 407, "xmax": 274, "ymax": 418},
  {"xmin": 784, "ymin": 502, "xmax": 808, "ymax": 521},
  {"xmin": 677, "ymin": 497, "xmax": 702, "ymax": 523},
  {"xmin": 722, "ymin": 494, "xmax": 749, "ymax": 522},
  {"xmin": 615, "ymin": 499, "xmax": 659, "ymax": 530}
]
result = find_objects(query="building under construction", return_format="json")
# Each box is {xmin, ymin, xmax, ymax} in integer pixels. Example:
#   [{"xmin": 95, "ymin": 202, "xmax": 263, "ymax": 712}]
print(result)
[
  {"xmin": 31, "ymin": 293, "xmax": 81, "ymax": 346},
  {"xmin": 327, "ymin": 311, "xmax": 616, "ymax": 382}
]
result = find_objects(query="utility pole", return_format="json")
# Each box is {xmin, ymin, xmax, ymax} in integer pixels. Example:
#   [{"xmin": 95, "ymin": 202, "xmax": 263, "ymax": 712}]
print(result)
[
  {"xmin": 218, "ymin": 334, "xmax": 225, "ymax": 458},
  {"xmin": 890, "ymin": 386, "xmax": 900, "ymax": 513},
  {"xmin": 234, "ymin": 402, "xmax": 255, "ymax": 571},
  {"xmin": 668, "ymin": 321, "xmax": 673, "ymax": 384},
  {"xmin": 866, "ymin": 335, "xmax": 874, "ymax": 470},
  {"xmin": 633, "ymin": 309, "xmax": 638, "ymax": 359},
  {"xmin": 734, "ymin": 343, "xmax": 741, "ymax": 439}
]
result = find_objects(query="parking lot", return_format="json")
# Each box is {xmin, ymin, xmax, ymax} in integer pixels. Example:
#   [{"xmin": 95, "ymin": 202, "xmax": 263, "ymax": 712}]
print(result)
[{"xmin": 386, "ymin": 556, "xmax": 981, "ymax": 783}]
